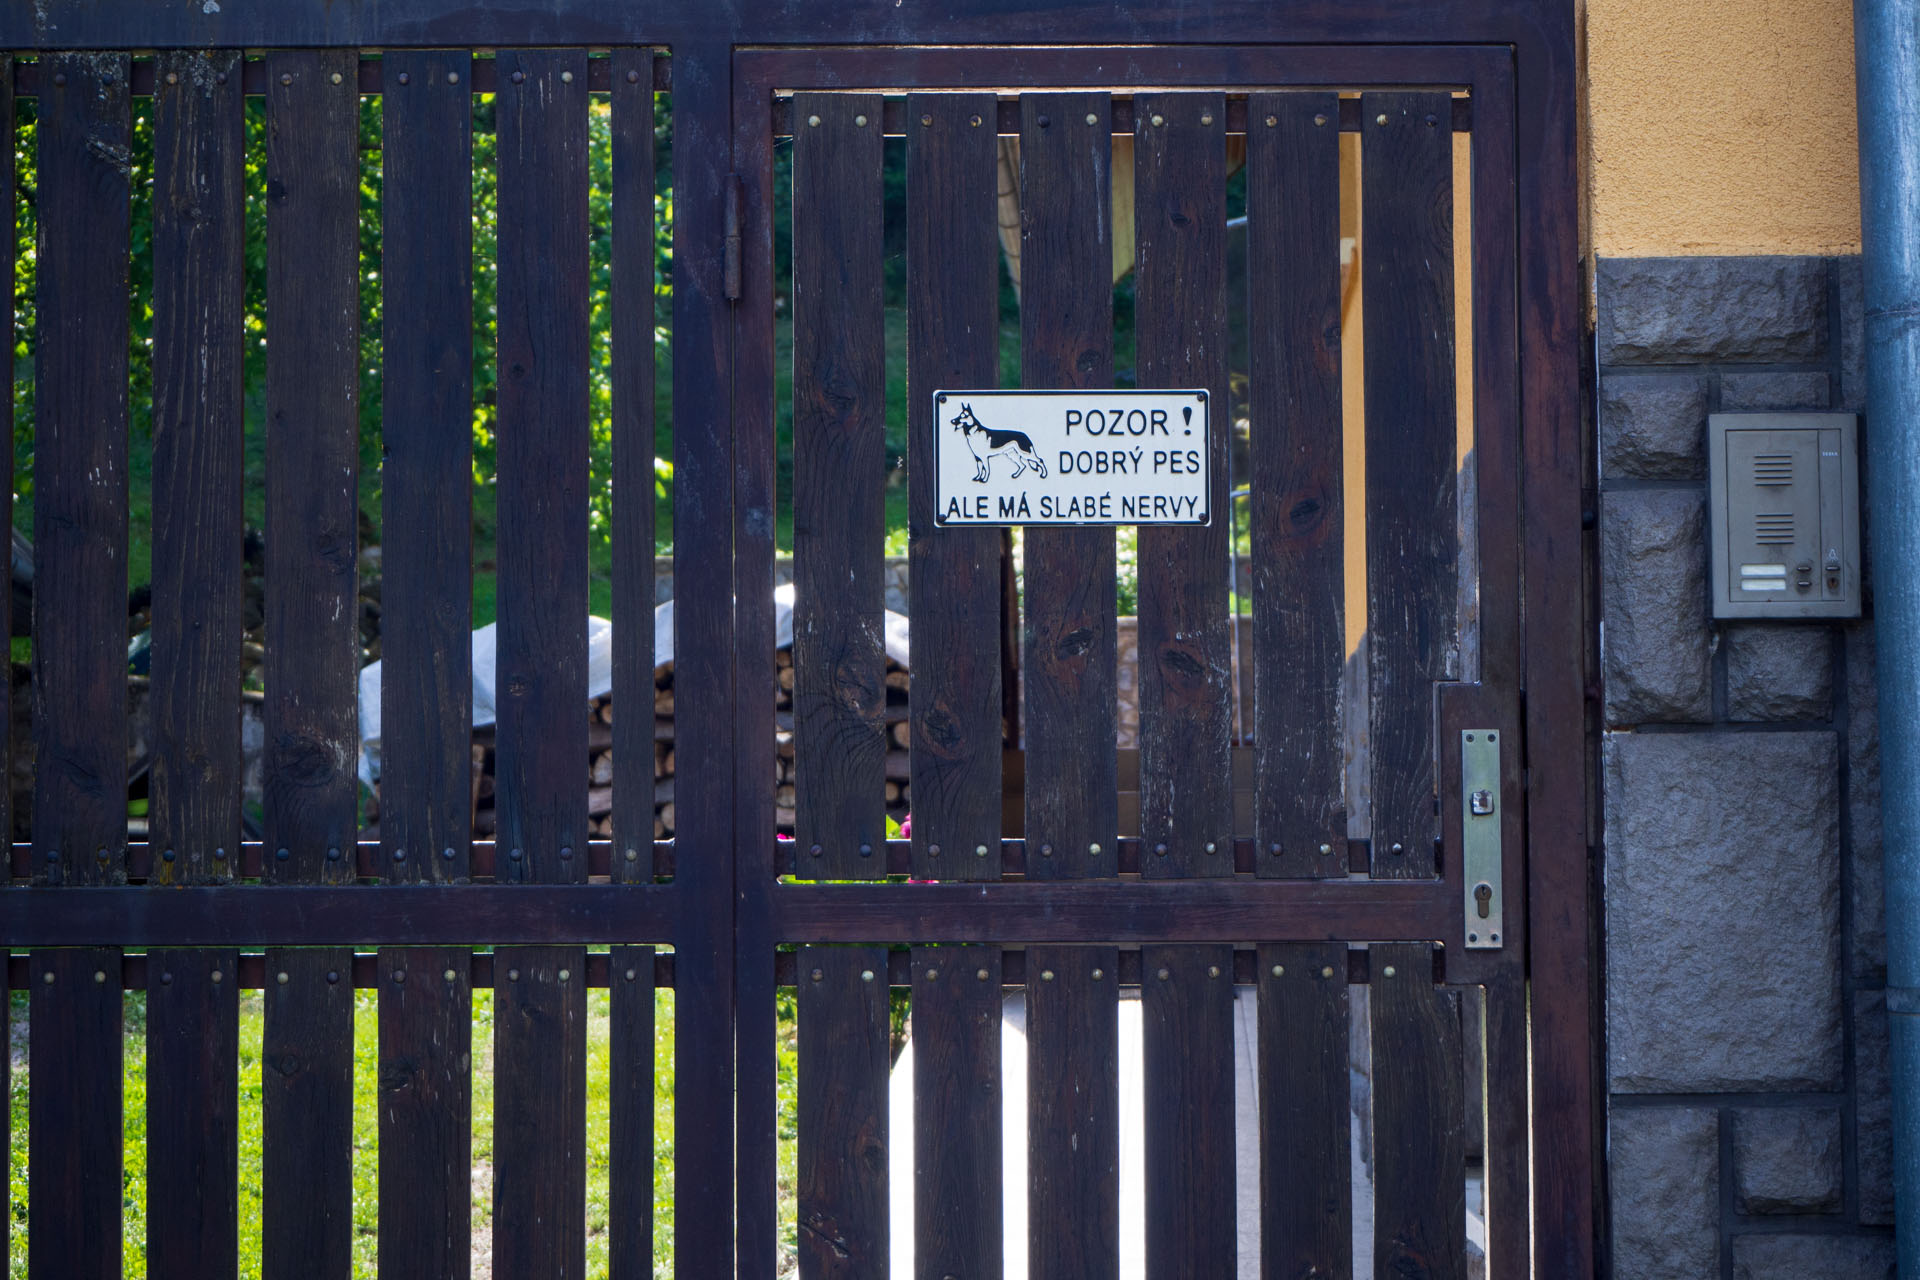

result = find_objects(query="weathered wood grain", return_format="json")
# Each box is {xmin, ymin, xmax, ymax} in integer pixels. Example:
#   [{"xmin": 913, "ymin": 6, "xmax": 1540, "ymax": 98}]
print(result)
[
  {"xmin": 797, "ymin": 945, "xmax": 890, "ymax": 1278},
  {"xmin": 911, "ymin": 945, "xmax": 1001, "ymax": 1279},
  {"xmin": 1371, "ymin": 943, "xmax": 1466, "ymax": 1280},
  {"xmin": 1258, "ymin": 942, "xmax": 1351, "ymax": 1280},
  {"xmin": 609, "ymin": 944, "xmax": 657, "ymax": 1279}
]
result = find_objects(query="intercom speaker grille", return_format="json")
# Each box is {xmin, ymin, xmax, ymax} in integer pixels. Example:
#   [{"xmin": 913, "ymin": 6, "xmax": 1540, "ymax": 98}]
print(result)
[
  {"xmin": 1753, "ymin": 453, "xmax": 1794, "ymax": 485},
  {"xmin": 1754, "ymin": 511, "xmax": 1795, "ymax": 544}
]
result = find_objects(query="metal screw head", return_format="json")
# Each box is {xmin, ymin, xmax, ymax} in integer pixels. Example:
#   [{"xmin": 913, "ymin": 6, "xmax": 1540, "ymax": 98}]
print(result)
[
  {"xmin": 1313, "ymin": 112, "xmax": 1328, "ymax": 126},
  {"xmin": 1208, "ymin": 965, "xmax": 1221, "ymax": 978},
  {"xmin": 1271, "ymin": 964, "xmax": 1285, "ymax": 977},
  {"xmin": 1157, "ymin": 967, "xmax": 1171, "ymax": 980},
  {"xmin": 1089, "ymin": 843, "xmax": 1101, "ymax": 856},
  {"xmin": 1319, "ymin": 843, "xmax": 1333, "ymax": 856},
  {"xmin": 162, "ymin": 972, "xmax": 174, "ymax": 985},
  {"xmin": 330, "ymin": 71, "xmax": 343, "ymax": 85},
  {"xmin": 560, "ymin": 70, "xmax": 574, "ymax": 83},
  {"xmin": 1268, "ymin": 843, "xmax": 1282, "ymax": 856},
  {"xmin": 810, "ymin": 967, "xmax": 824, "ymax": 982},
  {"xmin": 214, "ymin": 847, "xmax": 227, "ymax": 860},
  {"xmin": 926, "ymin": 968, "xmax": 939, "ymax": 980},
  {"xmin": 854, "ymin": 113, "xmax": 868, "ymax": 127},
  {"xmin": 558, "ymin": 968, "xmax": 571, "ymax": 982},
  {"xmin": 976, "ymin": 968, "xmax": 990, "ymax": 981},
  {"xmin": 1390, "ymin": 842, "xmax": 1405, "ymax": 855},
  {"xmin": 1320, "ymin": 965, "xmax": 1335, "ymax": 979},
  {"xmin": 1425, "ymin": 113, "xmax": 1437, "ymax": 127},
  {"xmin": 1383, "ymin": 965, "xmax": 1397, "ymax": 978},
  {"xmin": 444, "ymin": 968, "xmax": 457, "ymax": 982},
  {"xmin": 1375, "ymin": 112, "xmax": 1389, "ymax": 126},
  {"xmin": 1040, "ymin": 844, "xmax": 1053, "ymax": 857},
  {"xmin": 327, "ymin": 847, "xmax": 341, "ymax": 861},
  {"xmin": 448, "ymin": 71, "xmax": 460, "ymax": 85},
  {"xmin": 624, "ymin": 847, "xmax": 638, "ymax": 862},
  {"xmin": 508, "ymin": 968, "xmax": 521, "ymax": 981},
  {"xmin": 975, "ymin": 844, "xmax": 989, "ymax": 857},
  {"xmin": 560, "ymin": 845, "xmax": 573, "ymax": 860},
  {"xmin": 211, "ymin": 970, "xmax": 224, "ymax": 984},
  {"xmin": 1091, "ymin": 967, "xmax": 1104, "ymax": 980},
  {"xmin": 1037, "ymin": 114, "xmax": 1051, "ymax": 128},
  {"xmin": 1200, "ymin": 113, "xmax": 1214, "ymax": 126},
  {"xmin": 1154, "ymin": 842, "xmax": 1169, "ymax": 856},
  {"xmin": 1150, "ymin": 113, "xmax": 1165, "ymax": 127},
  {"xmin": 511, "ymin": 70, "xmax": 526, "ymax": 84},
  {"xmin": 626, "ymin": 69, "xmax": 641, "ymax": 84},
  {"xmin": 509, "ymin": 848, "xmax": 523, "ymax": 860},
  {"xmin": 94, "ymin": 970, "xmax": 106, "ymax": 984},
  {"xmin": 860, "ymin": 969, "xmax": 875, "ymax": 982},
  {"xmin": 392, "ymin": 970, "xmax": 405, "ymax": 983},
  {"xmin": 165, "ymin": 71, "xmax": 179, "ymax": 85},
  {"xmin": 1041, "ymin": 969, "xmax": 1056, "ymax": 981},
  {"xmin": 443, "ymin": 847, "xmax": 456, "ymax": 860},
  {"xmin": 277, "ymin": 971, "xmax": 290, "ymax": 985},
  {"xmin": 326, "ymin": 970, "xmax": 340, "ymax": 983},
  {"xmin": 807, "ymin": 114, "xmax": 821, "ymax": 127},
  {"xmin": 929, "ymin": 843, "xmax": 941, "ymax": 857},
  {"xmin": 624, "ymin": 968, "xmax": 637, "ymax": 981},
  {"xmin": 275, "ymin": 847, "xmax": 289, "ymax": 861},
  {"xmin": 1266, "ymin": 114, "xmax": 1279, "ymax": 127},
  {"xmin": 1204, "ymin": 841, "xmax": 1217, "ymax": 854},
  {"xmin": 398, "ymin": 70, "xmax": 411, "ymax": 85},
  {"xmin": 809, "ymin": 843, "xmax": 823, "ymax": 858},
  {"xmin": 969, "ymin": 114, "xmax": 983, "ymax": 127},
  {"xmin": 40, "ymin": 972, "xmax": 52, "ymax": 985},
  {"xmin": 280, "ymin": 72, "xmax": 293, "ymax": 86},
  {"xmin": 1085, "ymin": 112, "xmax": 1099, "ymax": 126},
  {"xmin": 163, "ymin": 849, "xmax": 177, "ymax": 863},
  {"xmin": 393, "ymin": 849, "xmax": 406, "ymax": 862},
  {"xmin": 858, "ymin": 843, "xmax": 873, "ymax": 858},
  {"xmin": 216, "ymin": 71, "xmax": 228, "ymax": 85}
]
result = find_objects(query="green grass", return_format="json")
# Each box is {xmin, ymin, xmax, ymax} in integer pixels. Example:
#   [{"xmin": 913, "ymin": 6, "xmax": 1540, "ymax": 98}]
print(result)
[{"xmin": 5, "ymin": 977, "xmax": 687, "ymax": 1279}]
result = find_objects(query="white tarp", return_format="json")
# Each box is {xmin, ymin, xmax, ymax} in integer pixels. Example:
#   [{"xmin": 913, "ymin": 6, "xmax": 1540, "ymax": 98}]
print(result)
[{"xmin": 358, "ymin": 583, "xmax": 910, "ymax": 784}]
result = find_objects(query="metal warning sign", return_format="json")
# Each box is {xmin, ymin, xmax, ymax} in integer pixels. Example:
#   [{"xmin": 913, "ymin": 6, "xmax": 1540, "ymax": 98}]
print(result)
[{"xmin": 931, "ymin": 389, "xmax": 1211, "ymax": 527}]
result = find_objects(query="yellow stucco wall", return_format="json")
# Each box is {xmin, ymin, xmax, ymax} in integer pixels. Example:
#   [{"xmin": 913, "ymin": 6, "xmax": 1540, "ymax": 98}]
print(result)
[{"xmin": 1585, "ymin": 0, "xmax": 1862, "ymax": 256}]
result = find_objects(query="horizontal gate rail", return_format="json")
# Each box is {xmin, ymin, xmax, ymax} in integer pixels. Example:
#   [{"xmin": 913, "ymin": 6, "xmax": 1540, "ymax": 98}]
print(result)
[
  {"xmin": 3, "ymin": 950, "xmax": 680, "ymax": 989},
  {"xmin": 769, "ymin": 93, "xmax": 1474, "ymax": 135},
  {"xmin": 6, "ymin": 54, "xmax": 672, "ymax": 95},
  {"xmin": 5, "ymin": 839, "xmax": 682, "ymax": 880}
]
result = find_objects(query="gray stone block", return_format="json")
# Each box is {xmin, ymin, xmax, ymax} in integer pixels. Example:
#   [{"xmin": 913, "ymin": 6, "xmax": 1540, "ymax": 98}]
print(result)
[
  {"xmin": 1598, "ymin": 256, "xmax": 1829, "ymax": 365},
  {"xmin": 1602, "ymin": 373, "xmax": 1709, "ymax": 479},
  {"xmin": 1725, "ymin": 625, "xmax": 1833, "ymax": 722},
  {"xmin": 1610, "ymin": 1107, "xmax": 1719, "ymax": 1279},
  {"xmin": 1849, "ymin": 625, "xmax": 1885, "ymax": 980},
  {"xmin": 1857, "ymin": 989, "xmax": 1893, "ymax": 1225},
  {"xmin": 1732, "ymin": 1107, "xmax": 1842, "ymax": 1214},
  {"xmin": 1720, "ymin": 370, "xmax": 1832, "ymax": 412},
  {"xmin": 1602, "ymin": 489, "xmax": 1713, "ymax": 725},
  {"xmin": 1733, "ymin": 1234, "xmax": 1895, "ymax": 1280},
  {"xmin": 1837, "ymin": 256, "xmax": 1866, "ymax": 410},
  {"xmin": 1606, "ymin": 731, "xmax": 1842, "ymax": 1092}
]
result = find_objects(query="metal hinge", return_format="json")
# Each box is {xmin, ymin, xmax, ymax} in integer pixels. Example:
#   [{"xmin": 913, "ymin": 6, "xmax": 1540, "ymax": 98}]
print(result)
[{"xmin": 723, "ymin": 174, "xmax": 743, "ymax": 302}]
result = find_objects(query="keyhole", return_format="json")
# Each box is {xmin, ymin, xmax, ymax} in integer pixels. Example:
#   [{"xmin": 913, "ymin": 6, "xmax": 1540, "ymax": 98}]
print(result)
[{"xmin": 1474, "ymin": 882, "xmax": 1494, "ymax": 919}]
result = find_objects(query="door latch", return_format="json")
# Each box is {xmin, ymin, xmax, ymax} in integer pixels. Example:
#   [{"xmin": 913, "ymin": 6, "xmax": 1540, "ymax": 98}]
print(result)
[{"xmin": 1461, "ymin": 729, "xmax": 1503, "ymax": 949}]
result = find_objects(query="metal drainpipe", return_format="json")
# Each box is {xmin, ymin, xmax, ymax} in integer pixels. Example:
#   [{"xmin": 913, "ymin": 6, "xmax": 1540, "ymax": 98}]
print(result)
[{"xmin": 1857, "ymin": 0, "xmax": 1920, "ymax": 1270}]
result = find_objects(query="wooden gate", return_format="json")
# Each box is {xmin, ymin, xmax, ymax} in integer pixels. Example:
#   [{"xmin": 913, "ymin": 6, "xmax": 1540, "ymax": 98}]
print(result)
[{"xmin": 0, "ymin": 5, "xmax": 1590, "ymax": 1279}]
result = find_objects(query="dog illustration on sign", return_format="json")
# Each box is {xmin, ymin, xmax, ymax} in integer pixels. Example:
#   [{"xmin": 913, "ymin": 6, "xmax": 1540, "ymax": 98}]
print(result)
[{"xmin": 952, "ymin": 402, "xmax": 1048, "ymax": 483}]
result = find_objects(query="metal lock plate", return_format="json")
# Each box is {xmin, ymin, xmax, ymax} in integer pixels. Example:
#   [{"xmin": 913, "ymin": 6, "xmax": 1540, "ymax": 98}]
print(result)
[{"xmin": 1462, "ymin": 729, "xmax": 1503, "ymax": 949}]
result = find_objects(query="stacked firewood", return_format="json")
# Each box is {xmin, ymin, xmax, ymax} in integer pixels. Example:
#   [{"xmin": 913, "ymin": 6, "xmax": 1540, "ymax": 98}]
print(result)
[{"xmin": 466, "ymin": 650, "xmax": 911, "ymax": 842}]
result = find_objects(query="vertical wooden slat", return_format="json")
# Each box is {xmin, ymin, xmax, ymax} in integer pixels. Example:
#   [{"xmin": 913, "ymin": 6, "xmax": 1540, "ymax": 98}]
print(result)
[
  {"xmin": 797, "ymin": 945, "xmax": 890, "ymax": 1278},
  {"xmin": 791, "ymin": 91, "xmax": 886, "ymax": 880},
  {"xmin": 0, "ymin": 57, "xmax": 12, "ymax": 1264},
  {"xmin": 1020, "ymin": 90, "xmax": 1119, "ymax": 1280},
  {"xmin": 493, "ymin": 47, "xmax": 591, "ymax": 1280},
  {"xmin": 1133, "ymin": 90, "xmax": 1236, "ymax": 1280},
  {"xmin": 610, "ymin": 47, "xmax": 657, "ymax": 885},
  {"xmin": 1257, "ymin": 942, "xmax": 1351, "ymax": 1280},
  {"xmin": 260, "ymin": 48, "xmax": 361, "ymax": 1280},
  {"xmin": 906, "ymin": 92, "xmax": 1001, "ymax": 881},
  {"xmin": 377, "ymin": 47, "xmax": 474, "ymax": 1280},
  {"xmin": 1249, "ymin": 92, "xmax": 1346, "ymax": 880},
  {"xmin": 911, "ymin": 945, "xmax": 1002, "ymax": 1280},
  {"xmin": 609, "ymin": 944, "xmax": 657, "ymax": 1280},
  {"xmin": 1361, "ymin": 92, "xmax": 1456, "ymax": 877},
  {"xmin": 1371, "ymin": 944, "xmax": 1467, "ymax": 1280},
  {"xmin": 147, "ymin": 49, "xmax": 244, "ymax": 1280},
  {"xmin": 29, "ymin": 51, "xmax": 129, "ymax": 1280}
]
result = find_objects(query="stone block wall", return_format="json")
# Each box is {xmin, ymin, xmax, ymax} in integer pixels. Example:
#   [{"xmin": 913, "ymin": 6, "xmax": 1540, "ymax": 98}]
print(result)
[{"xmin": 1597, "ymin": 256, "xmax": 1894, "ymax": 1277}]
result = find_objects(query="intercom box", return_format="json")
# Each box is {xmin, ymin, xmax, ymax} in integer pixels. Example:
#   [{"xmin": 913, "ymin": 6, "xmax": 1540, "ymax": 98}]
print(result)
[{"xmin": 1707, "ymin": 412, "xmax": 1860, "ymax": 620}]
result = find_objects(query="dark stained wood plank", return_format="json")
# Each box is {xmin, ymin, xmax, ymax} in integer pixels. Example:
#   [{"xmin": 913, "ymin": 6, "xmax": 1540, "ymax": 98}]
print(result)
[
  {"xmin": 1131, "ymin": 92, "xmax": 1237, "ymax": 1280},
  {"xmin": 611, "ymin": 48, "xmax": 657, "ymax": 884},
  {"xmin": 791, "ymin": 91, "xmax": 887, "ymax": 880},
  {"xmin": 29, "ymin": 948, "xmax": 123, "ymax": 1280},
  {"xmin": 1026, "ymin": 945, "xmax": 1119, "ymax": 1280},
  {"xmin": 1361, "ymin": 92, "xmax": 1456, "ymax": 878},
  {"xmin": 146, "ymin": 949, "xmax": 241, "ymax": 1280},
  {"xmin": 1019, "ymin": 92, "xmax": 1116, "ymax": 882},
  {"xmin": 1141, "ymin": 944, "xmax": 1235, "ymax": 1279},
  {"xmin": 494, "ymin": 948, "xmax": 590, "ymax": 1280},
  {"xmin": 378, "ymin": 945, "xmax": 472, "ymax": 1280},
  {"xmin": 259, "ymin": 50, "xmax": 362, "ymax": 1280},
  {"xmin": 911, "ymin": 945, "xmax": 1001, "ymax": 1279},
  {"xmin": 146, "ymin": 52, "xmax": 245, "ymax": 1280},
  {"xmin": 380, "ymin": 48, "xmax": 473, "ymax": 883},
  {"xmin": 262, "ymin": 49, "xmax": 361, "ymax": 889},
  {"xmin": 492, "ymin": 46, "xmax": 592, "ymax": 1280},
  {"xmin": 33, "ymin": 51, "xmax": 130, "ymax": 887},
  {"xmin": 907, "ymin": 92, "xmax": 1002, "ymax": 881},
  {"xmin": 0, "ymin": 53, "xmax": 12, "ymax": 865},
  {"xmin": 1371, "ymin": 943, "xmax": 1466, "ymax": 1280},
  {"xmin": 797, "ymin": 945, "xmax": 890, "ymax": 1278},
  {"xmin": 1248, "ymin": 92, "xmax": 1346, "ymax": 880},
  {"xmin": 261, "ymin": 949, "xmax": 354, "ymax": 1280},
  {"xmin": 609, "ymin": 944, "xmax": 657, "ymax": 1280},
  {"xmin": 1483, "ymin": 970, "xmax": 1530, "ymax": 1280},
  {"xmin": 494, "ymin": 46, "xmax": 591, "ymax": 887},
  {"xmin": 1135, "ymin": 91, "xmax": 1231, "ymax": 879},
  {"xmin": 1257, "ymin": 942, "xmax": 1351, "ymax": 1280}
]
